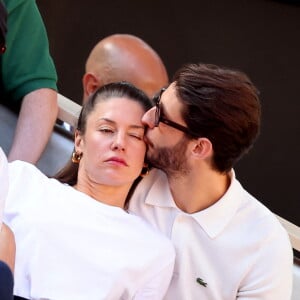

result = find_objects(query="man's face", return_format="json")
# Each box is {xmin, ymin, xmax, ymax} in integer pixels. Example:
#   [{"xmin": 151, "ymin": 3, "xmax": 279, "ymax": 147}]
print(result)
[{"xmin": 142, "ymin": 83, "xmax": 191, "ymax": 176}]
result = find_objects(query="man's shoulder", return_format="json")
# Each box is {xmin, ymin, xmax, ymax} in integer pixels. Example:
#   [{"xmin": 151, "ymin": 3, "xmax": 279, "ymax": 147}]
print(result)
[
  {"xmin": 134, "ymin": 168, "xmax": 167, "ymax": 197},
  {"xmin": 129, "ymin": 168, "xmax": 171, "ymax": 211},
  {"xmin": 231, "ymin": 178, "xmax": 291, "ymax": 248}
]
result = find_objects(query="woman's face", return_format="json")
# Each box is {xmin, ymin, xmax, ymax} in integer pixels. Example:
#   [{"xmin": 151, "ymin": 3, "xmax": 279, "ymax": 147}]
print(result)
[{"xmin": 75, "ymin": 97, "xmax": 146, "ymax": 187}]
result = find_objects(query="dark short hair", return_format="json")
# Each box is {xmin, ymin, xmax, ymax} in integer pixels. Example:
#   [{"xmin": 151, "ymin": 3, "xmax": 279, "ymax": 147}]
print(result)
[
  {"xmin": 54, "ymin": 81, "xmax": 152, "ymax": 185},
  {"xmin": 173, "ymin": 63, "xmax": 261, "ymax": 172}
]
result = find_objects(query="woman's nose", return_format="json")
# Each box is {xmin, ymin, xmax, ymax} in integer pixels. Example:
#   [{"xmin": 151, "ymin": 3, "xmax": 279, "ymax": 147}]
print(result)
[{"xmin": 111, "ymin": 133, "xmax": 125, "ymax": 151}]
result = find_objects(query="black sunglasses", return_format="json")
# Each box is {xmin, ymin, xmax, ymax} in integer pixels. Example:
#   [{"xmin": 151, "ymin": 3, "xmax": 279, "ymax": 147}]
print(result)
[{"xmin": 153, "ymin": 88, "xmax": 198, "ymax": 137}]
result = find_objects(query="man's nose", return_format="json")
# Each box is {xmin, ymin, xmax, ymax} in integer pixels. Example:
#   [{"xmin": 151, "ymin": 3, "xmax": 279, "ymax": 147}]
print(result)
[{"xmin": 142, "ymin": 107, "xmax": 156, "ymax": 129}]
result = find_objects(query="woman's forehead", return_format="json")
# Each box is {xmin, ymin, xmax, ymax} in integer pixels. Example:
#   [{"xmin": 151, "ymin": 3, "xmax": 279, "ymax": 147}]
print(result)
[{"xmin": 88, "ymin": 97, "xmax": 145, "ymax": 123}]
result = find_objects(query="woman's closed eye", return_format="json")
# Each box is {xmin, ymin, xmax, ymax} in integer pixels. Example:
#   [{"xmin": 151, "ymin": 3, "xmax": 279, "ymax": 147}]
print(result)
[
  {"xmin": 99, "ymin": 126, "xmax": 143, "ymax": 140},
  {"xmin": 128, "ymin": 132, "xmax": 143, "ymax": 140},
  {"xmin": 99, "ymin": 126, "xmax": 114, "ymax": 134}
]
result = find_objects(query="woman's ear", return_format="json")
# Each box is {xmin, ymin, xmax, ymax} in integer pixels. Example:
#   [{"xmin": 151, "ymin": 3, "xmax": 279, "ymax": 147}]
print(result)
[
  {"xmin": 191, "ymin": 137, "xmax": 213, "ymax": 159},
  {"xmin": 74, "ymin": 129, "xmax": 83, "ymax": 153}
]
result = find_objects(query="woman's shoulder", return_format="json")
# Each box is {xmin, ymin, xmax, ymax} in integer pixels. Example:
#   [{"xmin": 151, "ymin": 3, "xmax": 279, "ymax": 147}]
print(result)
[{"xmin": 8, "ymin": 159, "xmax": 49, "ymax": 181}]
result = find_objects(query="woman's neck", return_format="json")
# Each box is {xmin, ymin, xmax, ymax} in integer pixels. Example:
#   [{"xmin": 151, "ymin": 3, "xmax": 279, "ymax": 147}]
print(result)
[{"xmin": 74, "ymin": 180, "xmax": 130, "ymax": 209}]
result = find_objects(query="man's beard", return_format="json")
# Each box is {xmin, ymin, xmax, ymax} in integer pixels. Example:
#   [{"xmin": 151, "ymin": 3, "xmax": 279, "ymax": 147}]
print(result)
[{"xmin": 146, "ymin": 136, "xmax": 190, "ymax": 178}]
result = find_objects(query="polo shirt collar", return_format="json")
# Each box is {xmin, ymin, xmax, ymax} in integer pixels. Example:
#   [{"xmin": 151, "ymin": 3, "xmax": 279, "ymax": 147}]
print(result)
[
  {"xmin": 145, "ymin": 169, "xmax": 178, "ymax": 208},
  {"xmin": 145, "ymin": 169, "xmax": 245, "ymax": 239},
  {"xmin": 192, "ymin": 170, "xmax": 245, "ymax": 238}
]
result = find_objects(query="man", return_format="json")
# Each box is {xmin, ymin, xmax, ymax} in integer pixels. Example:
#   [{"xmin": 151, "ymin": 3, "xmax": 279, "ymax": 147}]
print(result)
[
  {"xmin": 82, "ymin": 34, "xmax": 169, "ymax": 103},
  {"xmin": 0, "ymin": 0, "xmax": 58, "ymax": 164},
  {"xmin": 129, "ymin": 63, "xmax": 293, "ymax": 299}
]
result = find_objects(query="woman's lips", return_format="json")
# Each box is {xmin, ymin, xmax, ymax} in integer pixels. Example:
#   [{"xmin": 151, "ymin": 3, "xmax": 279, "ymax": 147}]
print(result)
[{"xmin": 105, "ymin": 157, "xmax": 128, "ymax": 166}]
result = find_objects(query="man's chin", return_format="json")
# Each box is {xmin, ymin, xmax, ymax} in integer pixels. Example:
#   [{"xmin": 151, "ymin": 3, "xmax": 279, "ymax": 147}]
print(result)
[{"xmin": 146, "ymin": 148, "xmax": 155, "ymax": 161}]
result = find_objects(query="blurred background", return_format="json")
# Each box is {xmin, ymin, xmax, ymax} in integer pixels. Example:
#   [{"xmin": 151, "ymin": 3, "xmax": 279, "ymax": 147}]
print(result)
[{"xmin": 38, "ymin": 0, "xmax": 300, "ymax": 226}]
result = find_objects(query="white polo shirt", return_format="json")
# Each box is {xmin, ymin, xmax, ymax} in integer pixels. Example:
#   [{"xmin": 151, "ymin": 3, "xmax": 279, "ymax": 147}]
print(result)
[
  {"xmin": 129, "ymin": 168, "xmax": 293, "ymax": 300},
  {"xmin": 0, "ymin": 148, "xmax": 175, "ymax": 300}
]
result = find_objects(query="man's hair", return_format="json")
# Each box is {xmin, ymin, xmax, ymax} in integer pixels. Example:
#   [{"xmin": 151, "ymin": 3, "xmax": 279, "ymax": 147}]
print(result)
[{"xmin": 173, "ymin": 63, "xmax": 261, "ymax": 172}]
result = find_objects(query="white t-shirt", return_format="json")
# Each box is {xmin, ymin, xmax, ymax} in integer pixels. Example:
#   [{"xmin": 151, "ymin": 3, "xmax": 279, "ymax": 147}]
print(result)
[
  {"xmin": 0, "ymin": 148, "xmax": 175, "ymax": 300},
  {"xmin": 0, "ymin": 148, "xmax": 8, "ymax": 230},
  {"xmin": 129, "ymin": 168, "xmax": 293, "ymax": 300}
]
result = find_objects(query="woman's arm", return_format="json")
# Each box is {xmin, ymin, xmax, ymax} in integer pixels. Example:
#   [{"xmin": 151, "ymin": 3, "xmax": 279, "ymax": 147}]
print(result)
[{"xmin": 0, "ymin": 148, "xmax": 15, "ymax": 272}]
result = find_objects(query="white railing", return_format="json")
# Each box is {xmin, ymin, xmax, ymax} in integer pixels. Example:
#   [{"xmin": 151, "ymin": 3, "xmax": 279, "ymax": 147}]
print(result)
[
  {"xmin": 276, "ymin": 215, "xmax": 300, "ymax": 253},
  {"xmin": 57, "ymin": 94, "xmax": 81, "ymax": 128}
]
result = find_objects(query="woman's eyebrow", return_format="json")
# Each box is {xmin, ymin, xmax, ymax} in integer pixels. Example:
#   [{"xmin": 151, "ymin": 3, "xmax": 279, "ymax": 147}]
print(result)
[
  {"xmin": 96, "ymin": 117, "xmax": 115, "ymax": 124},
  {"xmin": 97, "ymin": 118, "xmax": 145, "ymax": 129}
]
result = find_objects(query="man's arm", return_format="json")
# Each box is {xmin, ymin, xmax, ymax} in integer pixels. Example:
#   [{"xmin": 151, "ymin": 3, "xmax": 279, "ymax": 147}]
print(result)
[
  {"xmin": 238, "ymin": 221, "xmax": 293, "ymax": 299},
  {"xmin": 8, "ymin": 88, "xmax": 58, "ymax": 163},
  {"xmin": 1, "ymin": 0, "xmax": 58, "ymax": 163}
]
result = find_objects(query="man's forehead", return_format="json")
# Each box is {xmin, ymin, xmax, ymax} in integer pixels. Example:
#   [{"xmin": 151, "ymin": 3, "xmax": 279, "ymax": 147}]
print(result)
[
  {"xmin": 162, "ymin": 83, "xmax": 177, "ymax": 104},
  {"xmin": 161, "ymin": 84, "xmax": 185, "ymax": 118}
]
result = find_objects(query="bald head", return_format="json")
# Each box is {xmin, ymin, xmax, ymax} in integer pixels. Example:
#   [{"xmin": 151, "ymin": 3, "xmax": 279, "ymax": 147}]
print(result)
[{"xmin": 83, "ymin": 34, "xmax": 169, "ymax": 103}]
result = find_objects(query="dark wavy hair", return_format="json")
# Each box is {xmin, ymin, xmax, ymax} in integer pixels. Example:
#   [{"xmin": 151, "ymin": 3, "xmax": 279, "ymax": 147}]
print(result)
[
  {"xmin": 173, "ymin": 63, "xmax": 261, "ymax": 172},
  {"xmin": 53, "ymin": 81, "xmax": 153, "ymax": 185}
]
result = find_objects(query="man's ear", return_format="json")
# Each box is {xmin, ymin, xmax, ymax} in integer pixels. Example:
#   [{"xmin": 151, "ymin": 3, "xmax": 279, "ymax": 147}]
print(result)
[
  {"xmin": 82, "ymin": 73, "xmax": 101, "ymax": 99},
  {"xmin": 191, "ymin": 137, "xmax": 213, "ymax": 159}
]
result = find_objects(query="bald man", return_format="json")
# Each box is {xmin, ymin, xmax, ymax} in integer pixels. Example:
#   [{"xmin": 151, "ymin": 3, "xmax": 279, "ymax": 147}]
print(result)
[{"xmin": 82, "ymin": 34, "xmax": 169, "ymax": 102}]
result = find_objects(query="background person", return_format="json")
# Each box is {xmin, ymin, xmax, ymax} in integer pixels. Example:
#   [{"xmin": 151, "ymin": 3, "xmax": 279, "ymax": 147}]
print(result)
[
  {"xmin": 129, "ymin": 63, "xmax": 293, "ymax": 299},
  {"xmin": 0, "ymin": 0, "xmax": 58, "ymax": 163},
  {"xmin": 82, "ymin": 33, "xmax": 169, "ymax": 103},
  {"xmin": 2, "ymin": 82, "xmax": 174, "ymax": 299}
]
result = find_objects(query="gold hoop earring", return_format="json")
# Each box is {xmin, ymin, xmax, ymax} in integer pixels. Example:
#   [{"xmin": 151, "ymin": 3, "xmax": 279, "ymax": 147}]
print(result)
[
  {"xmin": 140, "ymin": 163, "xmax": 150, "ymax": 177},
  {"xmin": 72, "ymin": 151, "xmax": 82, "ymax": 164}
]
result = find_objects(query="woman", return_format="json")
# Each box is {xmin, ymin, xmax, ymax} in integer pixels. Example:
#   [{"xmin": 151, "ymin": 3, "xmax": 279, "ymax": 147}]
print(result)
[{"xmin": 1, "ymin": 82, "xmax": 175, "ymax": 299}]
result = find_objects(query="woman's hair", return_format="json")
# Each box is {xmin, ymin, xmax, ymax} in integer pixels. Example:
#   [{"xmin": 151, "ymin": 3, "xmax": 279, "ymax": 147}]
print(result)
[{"xmin": 53, "ymin": 81, "xmax": 152, "ymax": 186}]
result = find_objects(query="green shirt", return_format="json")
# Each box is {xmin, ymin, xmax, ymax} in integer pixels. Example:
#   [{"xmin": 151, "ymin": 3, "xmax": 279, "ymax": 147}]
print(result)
[{"xmin": 0, "ymin": 0, "xmax": 57, "ymax": 111}]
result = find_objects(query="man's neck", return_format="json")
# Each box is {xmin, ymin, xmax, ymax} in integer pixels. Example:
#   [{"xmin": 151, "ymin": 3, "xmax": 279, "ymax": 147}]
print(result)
[{"xmin": 167, "ymin": 168, "xmax": 231, "ymax": 214}]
